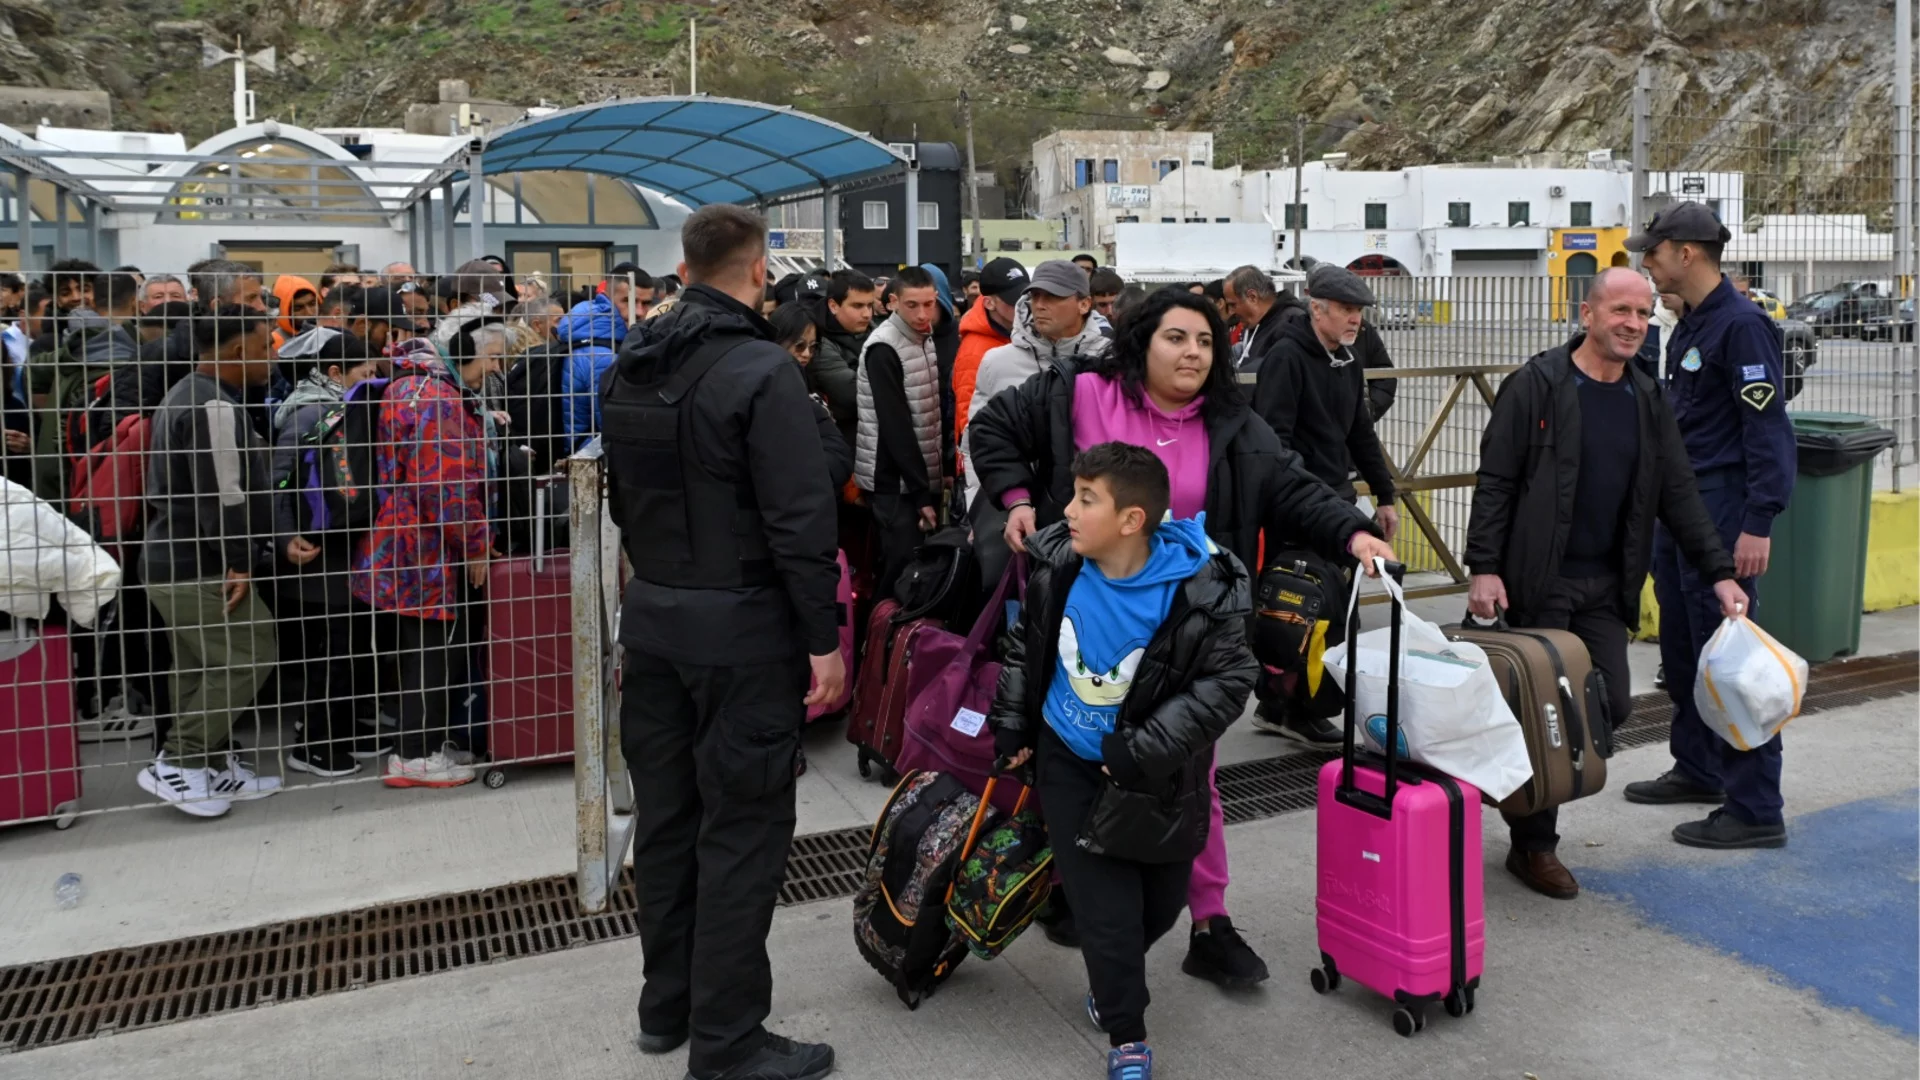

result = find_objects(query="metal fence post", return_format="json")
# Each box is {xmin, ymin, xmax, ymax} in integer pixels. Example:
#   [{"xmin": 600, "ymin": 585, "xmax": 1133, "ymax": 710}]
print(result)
[
  {"xmin": 1896, "ymin": 0, "xmax": 1914, "ymax": 491},
  {"xmin": 1631, "ymin": 65, "xmax": 1651, "ymax": 245},
  {"xmin": 571, "ymin": 445, "xmax": 613, "ymax": 913}
]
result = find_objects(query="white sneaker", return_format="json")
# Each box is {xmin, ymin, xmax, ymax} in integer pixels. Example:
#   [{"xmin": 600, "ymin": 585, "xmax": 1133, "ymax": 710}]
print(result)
[
  {"xmin": 77, "ymin": 696, "xmax": 156, "ymax": 743},
  {"xmin": 136, "ymin": 755, "xmax": 231, "ymax": 818},
  {"xmin": 210, "ymin": 751, "xmax": 283, "ymax": 801},
  {"xmin": 383, "ymin": 750, "xmax": 476, "ymax": 789}
]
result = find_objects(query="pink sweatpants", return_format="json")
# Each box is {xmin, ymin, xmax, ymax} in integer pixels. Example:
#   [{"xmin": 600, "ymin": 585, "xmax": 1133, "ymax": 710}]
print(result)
[{"xmin": 1186, "ymin": 755, "xmax": 1230, "ymax": 922}]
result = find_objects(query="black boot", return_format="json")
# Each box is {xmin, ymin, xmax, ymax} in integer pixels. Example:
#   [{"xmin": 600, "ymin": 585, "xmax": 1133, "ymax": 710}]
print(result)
[
  {"xmin": 685, "ymin": 1034, "xmax": 834, "ymax": 1080},
  {"xmin": 1623, "ymin": 768, "xmax": 1726, "ymax": 805}
]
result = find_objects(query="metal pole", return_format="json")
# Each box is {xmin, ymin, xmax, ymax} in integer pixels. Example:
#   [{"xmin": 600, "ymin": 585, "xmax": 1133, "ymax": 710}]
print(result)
[
  {"xmin": 82, "ymin": 201, "xmax": 98, "ymax": 264},
  {"xmin": 441, "ymin": 178, "xmax": 456, "ymax": 271},
  {"xmin": 408, "ymin": 200, "xmax": 422, "ymax": 272},
  {"xmin": 570, "ymin": 445, "xmax": 613, "ymax": 913},
  {"xmin": 1897, "ymin": 0, "xmax": 1914, "ymax": 491},
  {"xmin": 53, "ymin": 189, "xmax": 67, "ymax": 260},
  {"xmin": 1291, "ymin": 116, "xmax": 1305, "ymax": 271},
  {"xmin": 822, "ymin": 188, "xmax": 838, "ymax": 270},
  {"xmin": 469, "ymin": 147, "xmax": 487, "ymax": 262},
  {"xmin": 904, "ymin": 164, "xmax": 920, "ymax": 267},
  {"xmin": 689, "ymin": 18, "xmax": 698, "ymax": 96},
  {"xmin": 14, "ymin": 170, "xmax": 33, "ymax": 276},
  {"xmin": 420, "ymin": 197, "xmax": 435, "ymax": 274},
  {"xmin": 962, "ymin": 90, "xmax": 984, "ymax": 269},
  {"xmin": 1631, "ymin": 65, "xmax": 1652, "ymax": 263}
]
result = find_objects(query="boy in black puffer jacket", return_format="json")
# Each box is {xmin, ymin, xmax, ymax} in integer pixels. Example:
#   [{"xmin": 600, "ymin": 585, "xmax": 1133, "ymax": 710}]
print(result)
[{"xmin": 990, "ymin": 443, "xmax": 1256, "ymax": 1080}]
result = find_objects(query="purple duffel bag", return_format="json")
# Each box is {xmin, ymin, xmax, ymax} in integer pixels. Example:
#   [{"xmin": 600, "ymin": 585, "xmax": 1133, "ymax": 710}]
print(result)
[{"xmin": 896, "ymin": 558, "xmax": 1026, "ymax": 815}]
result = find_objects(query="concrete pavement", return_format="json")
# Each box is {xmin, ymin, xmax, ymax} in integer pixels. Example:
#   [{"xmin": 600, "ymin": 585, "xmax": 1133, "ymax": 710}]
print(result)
[{"xmin": 7, "ymin": 691, "xmax": 1914, "ymax": 1080}]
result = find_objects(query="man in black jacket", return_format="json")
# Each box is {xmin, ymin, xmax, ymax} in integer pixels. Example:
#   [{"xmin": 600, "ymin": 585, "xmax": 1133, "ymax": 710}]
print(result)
[
  {"xmin": 1251, "ymin": 265, "xmax": 1400, "ymax": 539},
  {"xmin": 602, "ymin": 204, "xmax": 841, "ymax": 1080},
  {"xmin": 1466, "ymin": 268, "xmax": 1747, "ymax": 898}
]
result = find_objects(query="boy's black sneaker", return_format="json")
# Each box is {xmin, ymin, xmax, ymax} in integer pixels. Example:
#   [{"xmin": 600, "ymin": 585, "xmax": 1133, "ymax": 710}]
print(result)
[
  {"xmin": 1181, "ymin": 916, "xmax": 1270, "ymax": 989},
  {"xmin": 1673, "ymin": 808, "xmax": 1787, "ymax": 850},
  {"xmin": 684, "ymin": 1034, "xmax": 833, "ymax": 1080},
  {"xmin": 1653, "ymin": 663, "xmax": 1667, "ymax": 690},
  {"xmin": 287, "ymin": 745, "xmax": 362, "ymax": 778},
  {"xmin": 638, "ymin": 1024, "xmax": 689, "ymax": 1055}
]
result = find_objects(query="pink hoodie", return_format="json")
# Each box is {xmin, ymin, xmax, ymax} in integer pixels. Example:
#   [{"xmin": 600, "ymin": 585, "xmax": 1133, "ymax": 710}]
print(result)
[{"xmin": 1071, "ymin": 372, "xmax": 1210, "ymax": 518}]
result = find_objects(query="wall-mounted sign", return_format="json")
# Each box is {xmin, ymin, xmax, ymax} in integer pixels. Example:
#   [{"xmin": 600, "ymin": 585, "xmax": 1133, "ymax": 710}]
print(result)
[
  {"xmin": 1562, "ymin": 232, "xmax": 1598, "ymax": 251},
  {"xmin": 1107, "ymin": 185, "xmax": 1152, "ymax": 208}
]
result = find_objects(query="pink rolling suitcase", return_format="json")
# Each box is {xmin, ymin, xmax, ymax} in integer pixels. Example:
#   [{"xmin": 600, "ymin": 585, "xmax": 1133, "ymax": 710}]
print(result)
[
  {"xmin": 1311, "ymin": 561, "xmax": 1484, "ymax": 1036},
  {"xmin": 0, "ymin": 622, "xmax": 81, "ymax": 829},
  {"xmin": 807, "ymin": 551, "xmax": 856, "ymax": 722}
]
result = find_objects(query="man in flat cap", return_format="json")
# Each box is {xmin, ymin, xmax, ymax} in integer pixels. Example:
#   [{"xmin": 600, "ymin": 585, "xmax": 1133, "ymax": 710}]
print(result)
[
  {"xmin": 1619, "ymin": 200, "xmax": 1796, "ymax": 851},
  {"xmin": 1248, "ymin": 262, "xmax": 1400, "ymax": 747}
]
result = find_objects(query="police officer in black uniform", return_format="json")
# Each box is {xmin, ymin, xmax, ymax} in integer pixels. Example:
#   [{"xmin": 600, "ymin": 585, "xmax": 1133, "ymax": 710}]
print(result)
[
  {"xmin": 1621, "ymin": 202, "xmax": 1797, "ymax": 849},
  {"xmin": 603, "ymin": 204, "xmax": 843, "ymax": 1080}
]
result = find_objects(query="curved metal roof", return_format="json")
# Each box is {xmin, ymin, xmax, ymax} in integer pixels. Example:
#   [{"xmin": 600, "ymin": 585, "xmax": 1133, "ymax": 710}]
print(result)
[{"xmin": 467, "ymin": 97, "xmax": 909, "ymax": 208}]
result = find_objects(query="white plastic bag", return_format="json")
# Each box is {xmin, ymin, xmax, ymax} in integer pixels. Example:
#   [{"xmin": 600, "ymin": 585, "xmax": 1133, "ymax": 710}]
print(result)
[
  {"xmin": 1695, "ymin": 617, "xmax": 1807, "ymax": 750},
  {"xmin": 1323, "ymin": 561, "xmax": 1533, "ymax": 801}
]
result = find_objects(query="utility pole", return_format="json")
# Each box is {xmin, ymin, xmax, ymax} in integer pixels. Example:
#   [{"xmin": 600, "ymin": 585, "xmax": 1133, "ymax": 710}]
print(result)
[
  {"xmin": 690, "ymin": 18, "xmax": 698, "ymax": 95},
  {"xmin": 961, "ymin": 89, "xmax": 985, "ymax": 269},
  {"xmin": 201, "ymin": 37, "xmax": 276, "ymax": 129},
  {"xmin": 1291, "ymin": 115, "xmax": 1306, "ymax": 270}
]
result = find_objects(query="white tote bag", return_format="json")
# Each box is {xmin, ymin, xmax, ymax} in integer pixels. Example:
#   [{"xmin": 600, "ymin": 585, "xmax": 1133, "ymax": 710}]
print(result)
[{"xmin": 1323, "ymin": 561, "xmax": 1533, "ymax": 801}]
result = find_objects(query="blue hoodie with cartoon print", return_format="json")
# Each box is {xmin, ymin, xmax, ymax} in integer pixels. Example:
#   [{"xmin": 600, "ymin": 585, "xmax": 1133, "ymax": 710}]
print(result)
[{"xmin": 1042, "ymin": 514, "xmax": 1214, "ymax": 761}]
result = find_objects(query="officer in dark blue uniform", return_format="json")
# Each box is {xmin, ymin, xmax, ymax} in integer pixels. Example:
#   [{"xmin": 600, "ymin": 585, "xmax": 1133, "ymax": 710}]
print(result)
[{"xmin": 1620, "ymin": 202, "xmax": 1797, "ymax": 849}]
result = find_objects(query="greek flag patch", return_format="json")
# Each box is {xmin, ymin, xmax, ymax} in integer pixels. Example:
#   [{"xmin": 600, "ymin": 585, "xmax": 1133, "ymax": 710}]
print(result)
[{"xmin": 1741, "ymin": 364, "xmax": 1767, "ymax": 381}]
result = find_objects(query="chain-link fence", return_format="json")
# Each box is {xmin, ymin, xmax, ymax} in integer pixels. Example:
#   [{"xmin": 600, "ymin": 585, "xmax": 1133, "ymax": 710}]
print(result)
[
  {"xmin": 0, "ymin": 269, "xmax": 652, "ymax": 841},
  {"xmin": 1636, "ymin": 64, "xmax": 1917, "ymax": 491}
]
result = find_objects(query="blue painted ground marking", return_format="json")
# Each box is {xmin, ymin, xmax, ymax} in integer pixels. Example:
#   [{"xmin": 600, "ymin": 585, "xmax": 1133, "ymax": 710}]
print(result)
[{"xmin": 1584, "ymin": 789, "xmax": 1920, "ymax": 1037}]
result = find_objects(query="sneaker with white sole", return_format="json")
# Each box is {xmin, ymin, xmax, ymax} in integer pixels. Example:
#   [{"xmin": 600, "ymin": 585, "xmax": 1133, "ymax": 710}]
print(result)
[
  {"xmin": 136, "ymin": 755, "xmax": 231, "ymax": 818},
  {"xmin": 77, "ymin": 695, "xmax": 156, "ymax": 743},
  {"xmin": 210, "ymin": 751, "xmax": 283, "ymax": 801},
  {"xmin": 442, "ymin": 742, "xmax": 478, "ymax": 768},
  {"xmin": 287, "ymin": 745, "xmax": 363, "ymax": 778},
  {"xmin": 384, "ymin": 750, "xmax": 476, "ymax": 789}
]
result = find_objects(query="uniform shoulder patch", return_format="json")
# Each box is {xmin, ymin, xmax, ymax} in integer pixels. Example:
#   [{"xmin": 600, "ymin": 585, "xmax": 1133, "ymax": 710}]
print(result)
[
  {"xmin": 1740, "ymin": 381, "xmax": 1776, "ymax": 412},
  {"xmin": 1680, "ymin": 347, "xmax": 1703, "ymax": 373},
  {"xmin": 1741, "ymin": 364, "xmax": 1768, "ymax": 381}
]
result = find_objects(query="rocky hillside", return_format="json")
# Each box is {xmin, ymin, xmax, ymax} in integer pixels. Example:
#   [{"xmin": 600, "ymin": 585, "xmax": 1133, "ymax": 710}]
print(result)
[{"xmin": 3, "ymin": 0, "xmax": 1901, "ymax": 214}]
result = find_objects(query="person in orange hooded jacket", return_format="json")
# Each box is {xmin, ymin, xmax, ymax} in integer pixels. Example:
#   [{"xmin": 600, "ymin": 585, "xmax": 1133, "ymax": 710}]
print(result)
[
  {"xmin": 949, "ymin": 257, "xmax": 1028, "ymax": 476},
  {"xmin": 269, "ymin": 274, "xmax": 320, "ymax": 350}
]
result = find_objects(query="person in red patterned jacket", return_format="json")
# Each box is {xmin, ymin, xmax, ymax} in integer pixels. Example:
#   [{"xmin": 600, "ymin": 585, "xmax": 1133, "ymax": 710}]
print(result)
[{"xmin": 352, "ymin": 321, "xmax": 501, "ymax": 789}]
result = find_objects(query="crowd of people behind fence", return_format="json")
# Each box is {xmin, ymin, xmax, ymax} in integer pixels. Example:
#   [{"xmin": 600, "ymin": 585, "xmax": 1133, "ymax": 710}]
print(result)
[{"xmin": 0, "ymin": 195, "xmax": 1796, "ymax": 1080}]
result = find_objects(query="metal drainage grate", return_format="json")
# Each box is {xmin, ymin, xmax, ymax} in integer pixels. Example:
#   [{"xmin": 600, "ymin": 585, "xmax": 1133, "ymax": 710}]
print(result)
[{"xmin": 3, "ymin": 651, "xmax": 1911, "ymax": 1055}]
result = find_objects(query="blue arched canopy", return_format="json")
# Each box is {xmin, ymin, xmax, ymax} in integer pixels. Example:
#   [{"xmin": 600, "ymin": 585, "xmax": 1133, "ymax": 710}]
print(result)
[{"xmin": 460, "ymin": 97, "xmax": 908, "ymax": 208}]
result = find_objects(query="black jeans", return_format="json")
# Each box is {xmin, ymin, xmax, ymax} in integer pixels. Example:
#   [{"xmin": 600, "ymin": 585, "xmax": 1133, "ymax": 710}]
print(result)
[
  {"xmin": 1038, "ymin": 727, "xmax": 1192, "ymax": 1047},
  {"xmin": 1503, "ymin": 574, "xmax": 1634, "ymax": 853},
  {"xmin": 278, "ymin": 594, "xmax": 376, "ymax": 755},
  {"xmin": 389, "ymin": 602, "xmax": 474, "ymax": 760},
  {"xmin": 869, "ymin": 490, "xmax": 927, "ymax": 599},
  {"xmin": 621, "ymin": 648, "xmax": 806, "ymax": 1075}
]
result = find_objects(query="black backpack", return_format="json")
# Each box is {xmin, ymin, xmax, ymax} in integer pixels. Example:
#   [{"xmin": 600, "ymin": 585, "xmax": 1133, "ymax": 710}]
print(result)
[
  {"xmin": 298, "ymin": 377, "xmax": 391, "ymax": 534},
  {"xmin": 892, "ymin": 525, "xmax": 982, "ymax": 626}
]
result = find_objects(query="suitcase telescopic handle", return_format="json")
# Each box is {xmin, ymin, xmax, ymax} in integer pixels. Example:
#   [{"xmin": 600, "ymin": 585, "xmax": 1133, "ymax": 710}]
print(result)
[{"xmin": 1337, "ymin": 558, "xmax": 1407, "ymax": 821}]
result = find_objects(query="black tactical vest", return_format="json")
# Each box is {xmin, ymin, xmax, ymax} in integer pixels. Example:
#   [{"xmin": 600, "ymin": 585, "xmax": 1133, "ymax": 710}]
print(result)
[{"xmin": 603, "ymin": 334, "xmax": 777, "ymax": 589}]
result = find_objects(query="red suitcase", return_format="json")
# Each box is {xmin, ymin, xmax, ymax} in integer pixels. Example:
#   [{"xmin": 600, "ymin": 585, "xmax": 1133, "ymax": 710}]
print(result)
[
  {"xmin": 0, "ymin": 623, "xmax": 81, "ymax": 829},
  {"xmin": 845, "ymin": 599, "xmax": 941, "ymax": 783},
  {"xmin": 487, "ymin": 486, "xmax": 574, "ymax": 782},
  {"xmin": 1311, "ymin": 562, "xmax": 1484, "ymax": 1037}
]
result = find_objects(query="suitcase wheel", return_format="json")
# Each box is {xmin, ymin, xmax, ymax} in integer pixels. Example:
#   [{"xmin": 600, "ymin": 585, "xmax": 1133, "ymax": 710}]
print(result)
[
  {"xmin": 1392, "ymin": 1007, "xmax": 1426, "ymax": 1037},
  {"xmin": 483, "ymin": 768, "xmax": 508, "ymax": 789},
  {"xmin": 53, "ymin": 800, "xmax": 79, "ymax": 830},
  {"xmin": 1443, "ymin": 988, "xmax": 1473, "ymax": 1018},
  {"xmin": 1308, "ymin": 965, "xmax": 1340, "ymax": 995},
  {"xmin": 857, "ymin": 754, "xmax": 872, "ymax": 779}
]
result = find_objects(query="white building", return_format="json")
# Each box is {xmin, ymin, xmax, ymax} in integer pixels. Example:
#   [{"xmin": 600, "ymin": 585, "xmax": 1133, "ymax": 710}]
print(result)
[{"xmin": 1028, "ymin": 130, "xmax": 1220, "ymax": 250}]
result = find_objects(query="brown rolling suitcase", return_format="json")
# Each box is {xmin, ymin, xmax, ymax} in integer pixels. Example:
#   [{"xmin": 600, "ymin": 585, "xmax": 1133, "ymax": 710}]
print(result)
[{"xmin": 1443, "ymin": 616, "xmax": 1612, "ymax": 816}]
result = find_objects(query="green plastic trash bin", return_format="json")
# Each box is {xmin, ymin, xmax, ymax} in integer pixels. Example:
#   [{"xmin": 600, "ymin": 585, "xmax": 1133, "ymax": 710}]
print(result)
[{"xmin": 1764, "ymin": 412, "xmax": 1897, "ymax": 662}]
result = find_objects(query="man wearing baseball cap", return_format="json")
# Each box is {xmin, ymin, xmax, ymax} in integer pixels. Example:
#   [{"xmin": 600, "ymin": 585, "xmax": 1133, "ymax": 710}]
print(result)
[
  {"xmin": 1619, "ymin": 200, "xmax": 1796, "ymax": 850},
  {"xmin": 964, "ymin": 259, "xmax": 1112, "ymax": 582},
  {"xmin": 951, "ymin": 257, "xmax": 1031, "ymax": 477},
  {"xmin": 1248, "ymin": 262, "xmax": 1400, "ymax": 748},
  {"xmin": 346, "ymin": 287, "xmax": 425, "ymax": 357}
]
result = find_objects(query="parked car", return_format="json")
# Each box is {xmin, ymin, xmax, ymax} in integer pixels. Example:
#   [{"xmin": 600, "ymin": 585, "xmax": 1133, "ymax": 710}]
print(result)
[
  {"xmin": 1865, "ymin": 296, "xmax": 1916, "ymax": 343},
  {"xmin": 1782, "ymin": 317, "xmax": 1818, "ymax": 391},
  {"xmin": 1374, "ymin": 299, "xmax": 1417, "ymax": 330},
  {"xmin": 1747, "ymin": 287, "xmax": 1789, "ymax": 321},
  {"xmin": 1789, "ymin": 283, "xmax": 1898, "ymax": 338}
]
